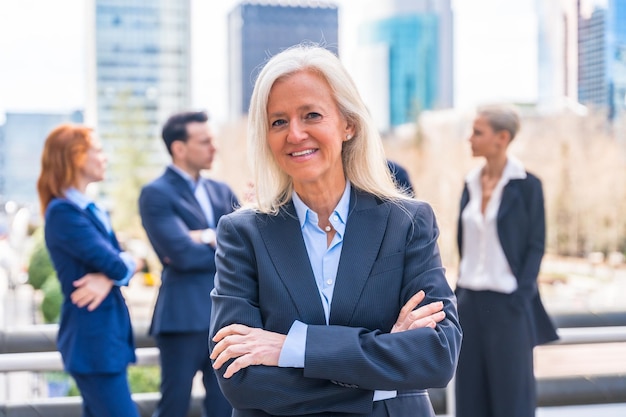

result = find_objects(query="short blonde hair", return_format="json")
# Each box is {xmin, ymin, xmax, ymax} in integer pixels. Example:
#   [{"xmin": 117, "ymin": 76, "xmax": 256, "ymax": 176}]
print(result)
[
  {"xmin": 247, "ymin": 43, "xmax": 407, "ymax": 214},
  {"xmin": 477, "ymin": 104, "xmax": 521, "ymax": 141}
]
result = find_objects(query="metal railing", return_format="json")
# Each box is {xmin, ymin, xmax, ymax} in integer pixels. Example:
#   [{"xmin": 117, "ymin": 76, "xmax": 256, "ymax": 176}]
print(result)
[{"xmin": 0, "ymin": 315, "xmax": 624, "ymax": 416}]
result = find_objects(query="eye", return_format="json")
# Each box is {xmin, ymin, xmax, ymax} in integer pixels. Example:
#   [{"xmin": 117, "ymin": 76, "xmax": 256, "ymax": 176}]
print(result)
[
  {"xmin": 306, "ymin": 112, "xmax": 321, "ymax": 120},
  {"xmin": 271, "ymin": 119, "xmax": 287, "ymax": 127}
]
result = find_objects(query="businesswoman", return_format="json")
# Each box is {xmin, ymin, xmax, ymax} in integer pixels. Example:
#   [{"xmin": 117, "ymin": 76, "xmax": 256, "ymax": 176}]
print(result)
[
  {"xmin": 37, "ymin": 124, "xmax": 143, "ymax": 417},
  {"xmin": 209, "ymin": 44, "xmax": 462, "ymax": 417},
  {"xmin": 454, "ymin": 105, "xmax": 558, "ymax": 417}
]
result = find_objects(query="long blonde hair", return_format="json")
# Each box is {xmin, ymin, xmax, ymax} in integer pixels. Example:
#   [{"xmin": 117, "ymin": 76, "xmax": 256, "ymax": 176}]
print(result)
[{"xmin": 247, "ymin": 43, "xmax": 407, "ymax": 214}]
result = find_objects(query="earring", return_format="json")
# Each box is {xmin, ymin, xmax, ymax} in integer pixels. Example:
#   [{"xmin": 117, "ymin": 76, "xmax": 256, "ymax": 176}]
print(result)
[{"xmin": 346, "ymin": 134, "xmax": 352, "ymax": 141}]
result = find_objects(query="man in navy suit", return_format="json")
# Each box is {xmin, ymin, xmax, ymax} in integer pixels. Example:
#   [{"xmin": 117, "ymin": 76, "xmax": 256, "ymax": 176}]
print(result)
[{"xmin": 139, "ymin": 111, "xmax": 238, "ymax": 417}]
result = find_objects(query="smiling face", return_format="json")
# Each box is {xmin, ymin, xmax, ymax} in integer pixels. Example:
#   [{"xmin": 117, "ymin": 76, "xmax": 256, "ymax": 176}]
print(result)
[{"xmin": 266, "ymin": 70, "xmax": 354, "ymax": 195}]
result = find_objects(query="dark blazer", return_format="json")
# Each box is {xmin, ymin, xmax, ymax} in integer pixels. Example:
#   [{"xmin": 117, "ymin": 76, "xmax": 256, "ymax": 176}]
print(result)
[
  {"xmin": 210, "ymin": 189, "xmax": 462, "ymax": 417},
  {"xmin": 139, "ymin": 167, "xmax": 239, "ymax": 335},
  {"xmin": 44, "ymin": 198, "xmax": 135, "ymax": 374},
  {"xmin": 387, "ymin": 160, "xmax": 414, "ymax": 197},
  {"xmin": 457, "ymin": 172, "xmax": 558, "ymax": 346}
]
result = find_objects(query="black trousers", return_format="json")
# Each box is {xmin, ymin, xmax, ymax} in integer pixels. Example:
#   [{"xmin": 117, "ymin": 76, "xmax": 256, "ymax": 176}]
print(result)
[{"xmin": 455, "ymin": 288, "xmax": 536, "ymax": 417}]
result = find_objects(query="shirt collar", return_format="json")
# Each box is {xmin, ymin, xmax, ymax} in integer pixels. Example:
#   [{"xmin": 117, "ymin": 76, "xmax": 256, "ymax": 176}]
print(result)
[
  {"xmin": 292, "ymin": 181, "xmax": 351, "ymax": 232},
  {"xmin": 465, "ymin": 155, "xmax": 527, "ymax": 186},
  {"xmin": 169, "ymin": 164, "xmax": 197, "ymax": 190},
  {"xmin": 64, "ymin": 187, "xmax": 92, "ymax": 210}
]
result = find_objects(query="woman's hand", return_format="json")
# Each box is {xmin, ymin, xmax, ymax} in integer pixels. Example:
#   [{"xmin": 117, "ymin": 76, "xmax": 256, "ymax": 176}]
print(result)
[
  {"xmin": 391, "ymin": 290, "xmax": 445, "ymax": 333},
  {"xmin": 211, "ymin": 324, "xmax": 286, "ymax": 378},
  {"xmin": 71, "ymin": 272, "xmax": 114, "ymax": 311}
]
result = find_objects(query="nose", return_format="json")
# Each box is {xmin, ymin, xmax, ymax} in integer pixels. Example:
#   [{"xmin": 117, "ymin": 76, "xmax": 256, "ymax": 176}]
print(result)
[{"xmin": 286, "ymin": 120, "xmax": 307, "ymax": 143}]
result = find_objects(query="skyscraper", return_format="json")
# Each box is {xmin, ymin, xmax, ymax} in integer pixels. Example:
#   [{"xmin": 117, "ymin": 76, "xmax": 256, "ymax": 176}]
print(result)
[
  {"xmin": 0, "ymin": 111, "xmax": 83, "ymax": 209},
  {"xmin": 228, "ymin": 1, "xmax": 339, "ymax": 119},
  {"xmin": 537, "ymin": 0, "xmax": 579, "ymax": 111},
  {"xmin": 87, "ymin": 0, "xmax": 192, "ymax": 200},
  {"xmin": 578, "ymin": 0, "xmax": 626, "ymax": 118},
  {"xmin": 357, "ymin": 0, "xmax": 453, "ymax": 129}
]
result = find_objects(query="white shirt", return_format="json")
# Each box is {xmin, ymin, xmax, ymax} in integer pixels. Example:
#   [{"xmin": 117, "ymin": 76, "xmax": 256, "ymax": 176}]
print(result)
[{"xmin": 457, "ymin": 156, "xmax": 527, "ymax": 294}]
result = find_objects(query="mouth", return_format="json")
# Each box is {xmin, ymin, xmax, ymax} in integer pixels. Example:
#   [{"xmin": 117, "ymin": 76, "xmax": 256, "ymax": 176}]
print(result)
[{"xmin": 289, "ymin": 149, "xmax": 316, "ymax": 157}]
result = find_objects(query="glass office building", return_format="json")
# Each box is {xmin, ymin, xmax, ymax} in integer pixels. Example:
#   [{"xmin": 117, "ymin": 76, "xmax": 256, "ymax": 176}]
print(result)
[
  {"xmin": 360, "ymin": 15, "xmax": 438, "ymax": 127},
  {"xmin": 228, "ymin": 1, "xmax": 338, "ymax": 119},
  {"xmin": 88, "ymin": 0, "xmax": 191, "ymax": 193},
  {"xmin": 537, "ymin": 0, "xmax": 579, "ymax": 111},
  {"xmin": 578, "ymin": 0, "xmax": 626, "ymax": 118},
  {"xmin": 358, "ymin": 0, "xmax": 453, "ymax": 128},
  {"xmin": 0, "ymin": 111, "xmax": 83, "ymax": 208}
]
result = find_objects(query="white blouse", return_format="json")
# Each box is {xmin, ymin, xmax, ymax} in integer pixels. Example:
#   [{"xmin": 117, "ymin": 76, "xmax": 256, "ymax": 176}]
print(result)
[{"xmin": 457, "ymin": 156, "xmax": 527, "ymax": 294}]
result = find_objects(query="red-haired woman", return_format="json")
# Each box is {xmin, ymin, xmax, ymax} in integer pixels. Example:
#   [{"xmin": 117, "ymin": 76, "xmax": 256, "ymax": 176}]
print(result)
[{"xmin": 37, "ymin": 124, "xmax": 143, "ymax": 417}]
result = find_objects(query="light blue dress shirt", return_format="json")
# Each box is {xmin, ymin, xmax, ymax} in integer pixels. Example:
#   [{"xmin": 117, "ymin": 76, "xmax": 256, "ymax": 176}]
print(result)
[
  {"xmin": 277, "ymin": 182, "xmax": 395, "ymax": 401},
  {"xmin": 170, "ymin": 164, "xmax": 216, "ymax": 228},
  {"xmin": 64, "ymin": 187, "xmax": 135, "ymax": 286}
]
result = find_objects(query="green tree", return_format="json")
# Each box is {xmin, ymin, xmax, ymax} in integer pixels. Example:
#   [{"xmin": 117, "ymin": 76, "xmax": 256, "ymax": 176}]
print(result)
[
  {"xmin": 27, "ymin": 228, "xmax": 55, "ymax": 290},
  {"xmin": 41, "ymin": 274, "xmax": 63, "ymax": 323}
]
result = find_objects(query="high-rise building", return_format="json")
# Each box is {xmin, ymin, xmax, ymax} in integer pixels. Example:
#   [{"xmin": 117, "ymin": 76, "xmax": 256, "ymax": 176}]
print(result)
[
  {"xmin": 86, "ymin": 0, "xmax": 192, "ymax": 199},
  {"xmin": 578, "ymin": 0, "xmax": 626, "ymax": 118},
  {"xmin": 0, "ymin": 111, "xmax": 83, "ymax": 209},
  {"xmin": 228, "ymin": 1, "xmax": 339, "ymax": 119},
  {"xmin": 537, "ymin": 0, "xmax": 579, "ymax": 111},
  {"xmin": 357, "ymin": 0, "xmax": 453, "ymax": 129}
]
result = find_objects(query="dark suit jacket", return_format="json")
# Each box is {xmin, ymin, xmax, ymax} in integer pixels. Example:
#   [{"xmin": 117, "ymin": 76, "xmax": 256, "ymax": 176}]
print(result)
[
  {"xmin": 44, "ymin": 198, "xmax": 135, "ymax": 374},
  {"xmin": 139, "ymin": 167, "xmax": 238, "ymax": 335},
  {"xmin": 457, "ymin": 172, "xmax": 558, "ymax": 346},
  {"xmin": 210, "ymin": 189, "xmax": 462, "ymax": 417},
  {"xmin": 387, "ymin": 160, "xmax": 414, "ymax": 197}
]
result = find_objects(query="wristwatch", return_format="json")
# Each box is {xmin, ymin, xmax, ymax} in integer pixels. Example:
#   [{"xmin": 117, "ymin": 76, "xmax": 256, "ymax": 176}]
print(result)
[{"xmin": 200, "ymin": 228, "xmax": 217, "ymax": 247}]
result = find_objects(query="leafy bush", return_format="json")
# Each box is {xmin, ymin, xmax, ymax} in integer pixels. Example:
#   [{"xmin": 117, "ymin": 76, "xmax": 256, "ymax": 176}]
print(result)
[
  {"xmin": 128, "ymin": 366, "xmax": 161, "ymax": 393},
  {"xmin": 65, "ymin": 366, "xmax": 160, "ymax": 396},
  {"xmin": 41, "ymin": 274, "xmax": 63, "ymax": 323},
  {"xmin": 27, "ymin": 228, "xmax": 55, "ymax": 290}
]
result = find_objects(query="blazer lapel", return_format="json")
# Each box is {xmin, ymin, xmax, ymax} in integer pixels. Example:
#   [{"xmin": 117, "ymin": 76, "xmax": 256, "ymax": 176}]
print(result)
[
  {"xmin": 497, "ymin": 180, "xmax": 523, "ymax": 222},
  {"xmin": 330, "ymin": 190, "xmax": 389, "ymax": 326},
  {"xmin": 83, "ymin": 206, "xmax": 109, "ymax": 237},
  {"xmin": 165, "ymin": 167, "xmax": 207, "ymax": 224},
  {"xmin": 83, "ymin": 206, "xmax": 121, "ymax": 249},
  {"xmin": 202, "ymin": 179, "xmax": 227, "ymax": 224},
  {"xmin": 259, "ymin": 204, "xmax": 327, "ymax": 325}
]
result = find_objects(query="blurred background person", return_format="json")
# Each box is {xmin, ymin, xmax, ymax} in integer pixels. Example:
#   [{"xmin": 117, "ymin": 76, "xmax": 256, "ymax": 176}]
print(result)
[
  {"xmin": 454, "ymin": 104, "xmax": 559, "ymax": 417},
  {"xmin": 139, "ymin": 111, "xmax": 238, "ymax": 417},
  {"xmin": 209, "ymin": 44, "xmax": 461, "ymax": 417},
  {"xmin": 387, "ymin": 159, "xmax": 415, "ymax": 197},
  {"xmin": 37, "ymin": 124, "xmax": 144, "ymax": 417}
]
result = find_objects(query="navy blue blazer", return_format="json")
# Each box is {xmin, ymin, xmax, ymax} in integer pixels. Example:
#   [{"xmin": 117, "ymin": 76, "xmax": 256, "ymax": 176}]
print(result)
[
  {"xmin": 44, "ymin": 198, "xmax": 135, "ymax": 374},
  {"xmin": 210, "ymin": 189, "xmax": 462, "ymax": 417},
  {"xmin": 139, "ymin": 167, "xmax": 239, "ymax": 335},
  {"xmin": 457, "ymin": 172, "xmax": 558, "ymax": 346}
]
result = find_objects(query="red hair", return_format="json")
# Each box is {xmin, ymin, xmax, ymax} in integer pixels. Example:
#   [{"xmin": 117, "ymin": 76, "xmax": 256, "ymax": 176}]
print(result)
[{"xmin": 37, "ymin": 124, "xmax": 93, "ymax": 216}]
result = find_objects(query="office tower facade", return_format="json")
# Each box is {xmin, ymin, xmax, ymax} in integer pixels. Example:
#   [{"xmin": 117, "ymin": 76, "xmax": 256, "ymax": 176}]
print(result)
[
  {"xmin": 87, "ymin": 0, "xmax": 192, "ymax": 200},
  {"xmin": 537, "ymin": 0, "xmax": 579, "ymax": 111},
  {"xmin": 357, "ymin": 0, "xmax": 453, "ymax": 129},
  {"xmin": 0, "ymin": 111, "xmax": 83, "ymax": 209},
  {"xmin": 228, "ymin": 1, "xmax": 339, "ymax": 119},
  {"xmin": 578, "ymin": 0, "xmax": 626, "ymax": 118}
]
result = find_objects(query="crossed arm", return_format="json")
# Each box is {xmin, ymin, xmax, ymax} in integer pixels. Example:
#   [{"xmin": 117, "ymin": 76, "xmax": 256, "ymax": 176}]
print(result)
[{"xmin": 211, "ymin": 290, "xmax": 445, "ymax": 378}]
